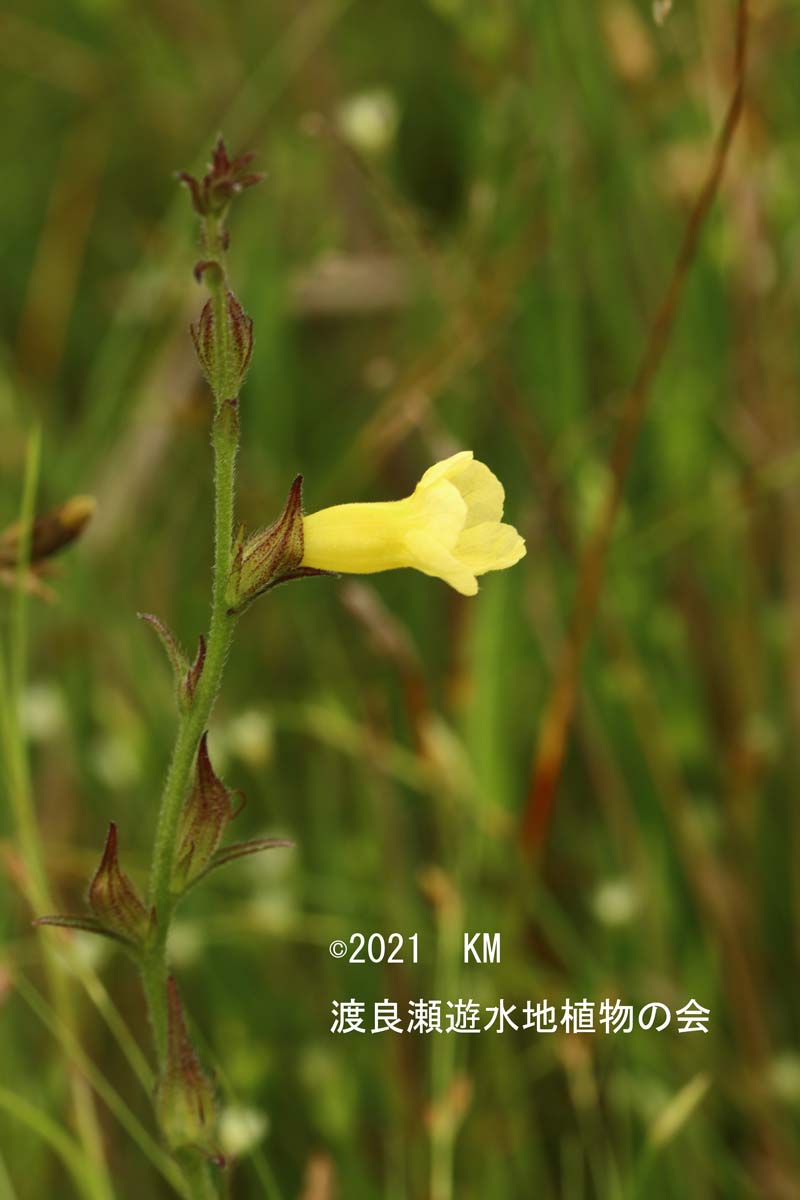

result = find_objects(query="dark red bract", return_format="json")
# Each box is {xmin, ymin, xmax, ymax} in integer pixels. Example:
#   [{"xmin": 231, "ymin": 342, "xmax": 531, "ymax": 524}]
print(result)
[{"xmin": 178, "ymin": 137, "xmax": 264, "ymax": 217}]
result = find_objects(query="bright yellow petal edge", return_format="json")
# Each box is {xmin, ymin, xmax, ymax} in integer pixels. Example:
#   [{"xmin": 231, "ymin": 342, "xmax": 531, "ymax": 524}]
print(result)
[{"xmin": 301, "ymin": 451, "xmax": 526, "ymax": 596}]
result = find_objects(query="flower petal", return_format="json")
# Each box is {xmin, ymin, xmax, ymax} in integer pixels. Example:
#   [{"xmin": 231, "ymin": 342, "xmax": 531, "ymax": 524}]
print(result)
[
  {"xmin": 418, "ymin": 453, "xmax": 505, "ymax": 528},
  {"xmin": 455, "ymin": 522, "xmax": 526, "ymax": 575},
  {"xmin": 448, "ymin": 459, "xmax": 505, "ymax": 527},
  {"xmin": 418, "ymin": 451, "xmax": 474, "ymax": 490},
  {"xmin": 409, "ymin": 479, "xmax": 466, "ymax": 551},
  {"xmin": 302, "ymin": 501, "xmax": 410, "ymax": 573},
  {"xmin": 404, "ymin": 530, "xmax": 478, "ymax": 595},
  {"xmin": 301, "ymin": 451, "xmax": 523, "ymax": 596}
]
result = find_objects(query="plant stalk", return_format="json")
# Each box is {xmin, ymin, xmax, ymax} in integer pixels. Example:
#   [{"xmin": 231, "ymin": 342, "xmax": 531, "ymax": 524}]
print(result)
[
  {"xmin": 179, "ymin": 1153, "xmax": 220, "ymax": 1200},
  {"xmin": 144, "ymin": 405, "xmax": 239, "ymax": 1049},
  {"xmin": 142, "ymin": 238, "xmax": 240, "ymax": 1197},
  {"xmin": 0, "ymin": 429, "xmax": 113, "ymax": 1200}
]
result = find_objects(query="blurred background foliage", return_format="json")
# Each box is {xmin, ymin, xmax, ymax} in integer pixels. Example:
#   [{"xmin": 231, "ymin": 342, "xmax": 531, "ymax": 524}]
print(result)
[{"xmin": 1, "ymin": 0, "xmax": 800, "ymax": 1196}]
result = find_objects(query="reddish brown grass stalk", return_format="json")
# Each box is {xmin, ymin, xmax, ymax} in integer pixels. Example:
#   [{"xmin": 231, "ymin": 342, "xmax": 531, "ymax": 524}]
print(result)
[{"xmin": 521, "ymin": 0, "xmax": 751, "ymax": 855}]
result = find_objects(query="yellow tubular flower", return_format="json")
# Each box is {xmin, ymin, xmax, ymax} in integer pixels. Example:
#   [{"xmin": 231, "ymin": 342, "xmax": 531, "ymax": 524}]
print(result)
[{"xmin": 301, "ymin": 451, "xmax": 526, "ymax": 596}]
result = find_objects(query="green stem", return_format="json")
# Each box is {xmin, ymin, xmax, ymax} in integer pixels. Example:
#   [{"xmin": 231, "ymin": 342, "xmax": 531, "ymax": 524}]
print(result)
[
  {"xmin": 0, "ymin": 431, "xmax": 113, "ymax": 1200},
  {"xmin": 142, "ymin": 209, "xmax": 242, "ymax": 1200},
  {"xmin": 145, "ymin": 404, "xmax": 239, "ymax": 1062},
  {"xmin": 208, "ymin": 218, "xmax": 233, "ymax": 395},
  {"xmin": 11, "ymin": 426, "xmax": 40, "ymax": 702},
  {"xmin": 179, "ymin": 1153, "xmax": 219, "ymax": 1200}
]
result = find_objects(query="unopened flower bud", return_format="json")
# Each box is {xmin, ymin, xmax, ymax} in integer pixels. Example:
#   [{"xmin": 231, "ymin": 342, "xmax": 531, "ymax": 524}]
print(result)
[
  {"xmin": 171, "ymin": 734, "xmax": 242, "ymax": 893},
  {"xmin": 155, "ymin": 978, "xmax": 220, "ymax": 1159},
  {"xmin": 226, "ymin": 476, "xmax": 332, "ymax": 614},
  {"xmin": 0, "ymin": 494, "xmax": 95, "ymax": 568},
  {"xmin": 88, "ymin": 823, "xmax": 150, "ymax": 946},
  {"xmin": 190, "ymin": 292, "xmax": 253, "ymax": 400},
  {"xmin": 226, "ymin": 293, "xmax": 254, "ymax": 383},
  {"xmin": 178, "ymin": 137, "xmax": 264, "ymax": 219},
  {"xmin": 190, "ymin": 300, "xmax": 214, "ymax": 381}
]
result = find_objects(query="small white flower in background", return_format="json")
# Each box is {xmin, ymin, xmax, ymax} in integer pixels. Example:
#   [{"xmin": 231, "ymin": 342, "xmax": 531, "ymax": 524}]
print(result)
[
  {"xmin": 89, "ymin": 687, "xmax": 145, "ymax": 789},
  {"xmin": 225, "ymin": 709, "xmax": 274, "ymax": 770},
  {"xmin": 247, "ymin": 893, "xmax": 295, "ymax": 934},
  {"xmin": 653, "ymin": 0, "xmax": 673, "ymax": 25},
  {"xmin": 70, "ymin": 931, "xmax": 110, "ymax": 972},
  {"xmin": 219, "ymin": 1105, "xmax": 269, "ymax": 1159},
  {"xmin": 167, "ymin": 920, "xmax": 205, "ymax": 969},
  {"xmin": 20, "ymin": 682, "xmax": 66, "ymax": 743},
  {"xmin": 591, "ymin": 877, "xmax": 639, "ymax": 927},
  {"xmin": 337, "ymin": 89, "xmax": 398, "ymax": 155},
  {"xmin": 770, "ymin": 1053, "xmax": 800, "ymax": 1105},
  {"xmin": 243, "ymin": 834, "xmax": 295, "ymax": 883},
  {"xmin": 89, "ymin": 733, "xmax": 141, "ymax": 790}
]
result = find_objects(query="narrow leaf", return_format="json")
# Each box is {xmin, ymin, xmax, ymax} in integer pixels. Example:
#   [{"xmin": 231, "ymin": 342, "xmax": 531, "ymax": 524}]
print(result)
[
  {"xmin": 205, "ymin": 837, "xmax": 293, "ymax": 876},
  {"xmin": 138, "ymin": 612, "xmax": 188, "ymax": 683},
  {"xmin": 34, "ymin": 914, "xmax": 135, "ymax": 948},
  {"xmin": 0, "ymin": 1084, "xmax": 91, "ymax": 1196}
]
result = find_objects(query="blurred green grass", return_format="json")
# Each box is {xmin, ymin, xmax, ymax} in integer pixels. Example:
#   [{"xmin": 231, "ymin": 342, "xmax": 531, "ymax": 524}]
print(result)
[{"xmin": 2, "ymin": 0, "xmax": 800, "ymax": 1196}]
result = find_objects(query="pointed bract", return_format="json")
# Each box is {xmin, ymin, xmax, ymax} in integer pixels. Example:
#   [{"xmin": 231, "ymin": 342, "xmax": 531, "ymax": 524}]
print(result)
[
  {"xmin": 227, "ymin": 292, "xmax": 254, "ymax": 381},
  {"xmin": 183, "ymin": 635, "xmax": 207, "ymax": 708},
  {"xmin": 226, "ymin": 476, "xmax": 333, "ymax": 614},
  {"xmin": 189, "ymin": 299, "xmax": 215, "ymax": 383},
  {"xmin": 139, "ymin": 615, "xmax": 206, "ymax": 713},
  {"xmin": 88, "ymin": 823, "xmax": 149, "ymax": 945},
  {"xmin": 171, "ymin": 734, "xmax": 239, "ymax": 893},
  {"xmin": 155, "ymin": 978, "xmax": 220, "ymax": 1158}
]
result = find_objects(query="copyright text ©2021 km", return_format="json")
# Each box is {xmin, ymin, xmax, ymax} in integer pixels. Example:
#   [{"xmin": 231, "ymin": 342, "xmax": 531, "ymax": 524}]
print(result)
[
  {"xmin": 326, "ymin": 933, "xmax": 711, "ymax": 1036},
  {"xmin": 327, "ymin": 931, "xmax": 500, "ymax": 965}
]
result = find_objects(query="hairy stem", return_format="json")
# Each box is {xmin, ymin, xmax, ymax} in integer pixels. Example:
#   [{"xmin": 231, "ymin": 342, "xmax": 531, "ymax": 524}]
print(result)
[
  {"xmin": 144, "ymin": 400, "xmax": 238, "ymax": 1061},
  {"xmin": 141, "ymin": 237, "xmax": 240, "ymax": 1197}
]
